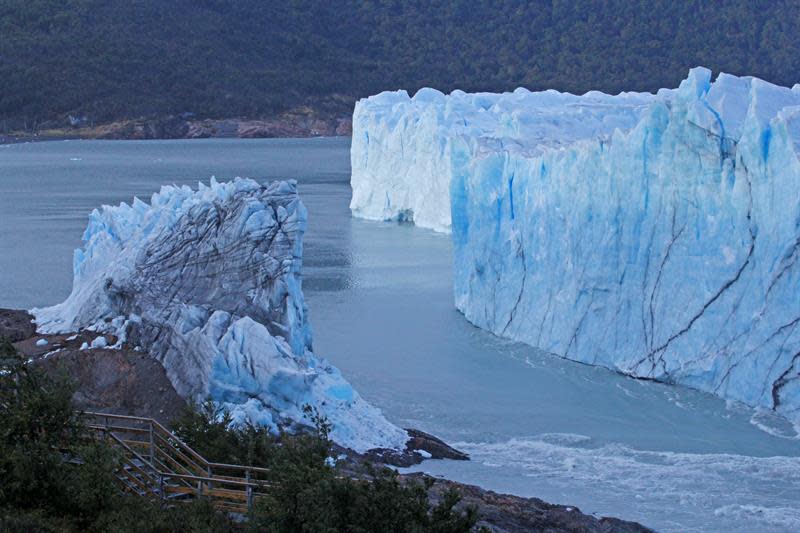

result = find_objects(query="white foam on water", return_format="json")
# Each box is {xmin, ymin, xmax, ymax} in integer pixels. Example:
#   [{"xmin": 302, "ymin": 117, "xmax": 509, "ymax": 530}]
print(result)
[
  {"xmin": 713, "ymin": 504, "xmax": 800, "ymax": 531},
  {"xmin": 749, "ymin": 408, "xmax": 800, "ymax": 440},
  {"xmin": 409, "ymin": 435, "xmax": 800, "ymax": 532}
]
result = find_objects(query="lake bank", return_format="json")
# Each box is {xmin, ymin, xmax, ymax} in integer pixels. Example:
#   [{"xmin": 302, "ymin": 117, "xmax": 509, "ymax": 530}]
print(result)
[{"xmin": 1, "ymin": 109, "xmax": 351, "ymax": 144}]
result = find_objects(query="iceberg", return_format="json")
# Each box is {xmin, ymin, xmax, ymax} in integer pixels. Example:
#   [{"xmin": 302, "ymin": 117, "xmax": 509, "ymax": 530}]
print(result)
[
  {"xmin": 351, "ymin": 68, "xmax": 800, "ymax": 425},
  {"xmin": 35, "ymin": 178, "xmax": 408, "ymax": 452}
]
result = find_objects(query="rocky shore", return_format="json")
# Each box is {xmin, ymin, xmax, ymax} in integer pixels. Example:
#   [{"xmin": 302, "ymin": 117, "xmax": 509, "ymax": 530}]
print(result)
[
  {"xmin": 2, "ymin": 308, "xmax": 652, "ymax": 532},
  {"xmin": 1, "ymin": 107, "xmax": 351, "ymax": 143}
]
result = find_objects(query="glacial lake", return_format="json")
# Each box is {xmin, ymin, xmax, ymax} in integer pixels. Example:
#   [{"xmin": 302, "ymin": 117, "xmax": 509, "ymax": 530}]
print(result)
[{"xmin": 1, "ymin": 137, "xmax": 798, "ymax": 532}]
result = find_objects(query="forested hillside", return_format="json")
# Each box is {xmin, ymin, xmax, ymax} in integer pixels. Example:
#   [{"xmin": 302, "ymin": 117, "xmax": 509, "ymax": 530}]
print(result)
[{"xmin": 1, "ymin": 0, "xmax": 798, "ymax": 129}]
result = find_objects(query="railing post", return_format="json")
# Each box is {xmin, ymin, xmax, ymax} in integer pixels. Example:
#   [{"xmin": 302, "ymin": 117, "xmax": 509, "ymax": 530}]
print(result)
[
  {"xmin": 246, "ymin": 469, "xmax": 253, "ymax": 512},
  {"xmin": 149, "ymin": 420, "xmax": 155, "ymax": 467},
  {"xmin": 159, "ymin": 474, "xmax": 165, "ymax": 502}
]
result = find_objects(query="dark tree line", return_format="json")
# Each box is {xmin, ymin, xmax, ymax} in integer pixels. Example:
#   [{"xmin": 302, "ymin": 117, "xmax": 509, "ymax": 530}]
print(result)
[{"xmin": 1, "ymin": 0, "xmax": 798, "ymax": 128}]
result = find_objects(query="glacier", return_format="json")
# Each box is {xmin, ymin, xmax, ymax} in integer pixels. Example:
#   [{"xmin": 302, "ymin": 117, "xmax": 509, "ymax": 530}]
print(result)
[
  {"xmin": 34, "ymin": 178, "xmax": 408, "ymax": 452},
  {"xmin": 351, "ymin": 85, "xmax": 659, "ymax": 232},
  {"xmin": 351, "ymin": 68, "xmax": 800, "ymax": 425}
]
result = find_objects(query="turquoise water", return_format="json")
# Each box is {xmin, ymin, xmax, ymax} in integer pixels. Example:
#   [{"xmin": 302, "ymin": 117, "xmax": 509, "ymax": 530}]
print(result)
[{"xmin": 1, "ymin": 138, "xmax": 798, "ymax": 532}]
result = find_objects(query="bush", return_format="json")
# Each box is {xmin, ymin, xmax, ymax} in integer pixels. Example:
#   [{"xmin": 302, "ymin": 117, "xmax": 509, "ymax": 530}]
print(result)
[
  {"xmin": 172, "ymin": 400, "xmax": 278, "ymax": 466},
  {"xmin": 172, "ymin": 402, "xmax": 481, "ymax": 532},
  {"xmin": 0, "ymin": 337, "xmax": 83, "ymax": 511},
  {"xmin": 0, "ymin": 338, "xmax": 232, "ymax": 532},
  {"xmin": 253, "ymin": 463, "xmax": 479, "ymax": 533},
  {"xmin": 93, "ymin": 497, "xmax": 233, "ymax": 533}
]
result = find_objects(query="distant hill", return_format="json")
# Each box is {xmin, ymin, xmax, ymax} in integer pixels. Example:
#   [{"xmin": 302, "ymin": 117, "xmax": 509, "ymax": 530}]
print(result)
[{"xmin": 1, "ymin": 0, "xmax": 798, "ymax": 132}]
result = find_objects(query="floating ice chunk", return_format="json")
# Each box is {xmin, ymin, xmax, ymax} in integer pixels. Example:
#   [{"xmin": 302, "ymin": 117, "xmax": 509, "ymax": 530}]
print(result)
[
  {"xmin": 35, "ymin": 338, "xmax": 48, "ymax": 346},
  {"xmin": 90, "ymin": 336, "xmax": 107, "ymax": 349}
]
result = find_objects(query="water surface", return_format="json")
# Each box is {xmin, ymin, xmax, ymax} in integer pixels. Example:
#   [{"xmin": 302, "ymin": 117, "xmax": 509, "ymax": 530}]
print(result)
[{"xmin": 1, "ymin": 138, "xmax": 798, "ymax": 532}]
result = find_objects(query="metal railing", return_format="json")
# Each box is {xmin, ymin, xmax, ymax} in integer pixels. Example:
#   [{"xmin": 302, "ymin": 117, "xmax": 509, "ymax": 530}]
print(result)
[{"xmin": 84, "ymin": 411, "xmax": 271, "ymax": 514}]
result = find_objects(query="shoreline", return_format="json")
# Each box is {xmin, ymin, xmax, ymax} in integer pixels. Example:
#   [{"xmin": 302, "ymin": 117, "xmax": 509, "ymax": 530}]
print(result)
[
  {"xmin": 0, "ymin": 133, "xmax": 82, "ymax": 144},
  {"xmin": 0, "ymin": 134, "xmax": 349, "ymax": 146},
  {"xmin": 2, "ymin": 112, "xmax": 353, "ymax": 145}
]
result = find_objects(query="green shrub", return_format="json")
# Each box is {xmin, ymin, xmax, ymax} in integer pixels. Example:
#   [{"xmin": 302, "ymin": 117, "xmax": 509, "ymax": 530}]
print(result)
[
  {"xmin": 0, "ymin": 339, "xmax": 232, "ymax": 531},
  {"xmin": 93, "ymin": 497, "xmax": 233, "ymax": 533},
  {"xmin": 172, "ymin": 402, "xmax": 481, "ymax": 532},
  {"xmin": 0, "ymin": 507, "xmax": 74, "ymax": 532},
  {"xmin": 0, "ymin": 339, "xmax": 82, "ymax": 511},
  {"xmin": 172, "ymin": 400, "xmax": 278, "ymax": 466}
]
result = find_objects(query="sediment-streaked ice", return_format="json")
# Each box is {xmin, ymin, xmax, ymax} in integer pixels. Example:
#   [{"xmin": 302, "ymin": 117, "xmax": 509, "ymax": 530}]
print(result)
[{"xmin": 34, "ymin": 178, "xmax": 407, "ymax": 452}]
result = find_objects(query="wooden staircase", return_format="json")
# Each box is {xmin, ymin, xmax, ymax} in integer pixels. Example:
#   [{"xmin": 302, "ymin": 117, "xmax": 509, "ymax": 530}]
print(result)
[{"xmin": 84, "ymin": 411, "xmax": 271, "ymax": 514}]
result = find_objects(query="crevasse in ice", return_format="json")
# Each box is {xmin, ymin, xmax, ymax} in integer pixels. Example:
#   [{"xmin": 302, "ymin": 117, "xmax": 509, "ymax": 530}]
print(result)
[
  {"xmin": 351, "ymin": 68, "xmax": 800, "ymax": 424},
  {"xmin": 34, "ymin": 178, "xmax": 408, "ymax": 452}
]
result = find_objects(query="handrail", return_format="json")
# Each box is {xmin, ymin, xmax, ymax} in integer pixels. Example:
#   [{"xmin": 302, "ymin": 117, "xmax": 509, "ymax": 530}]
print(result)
[
  {"xmin": 84, "ymin": 410, "xmax": 273, "ymax": 513},
  {"xmin": 84, "ymin": 411, "xmax": 270, "ymax": 474},
  {"xmin": 86, "ymin": 411, "xmax": 211, "ymax": 470},
  {"xmin": 151, "ymin": 430, "xmax": 208, "ymax": 476},
  {"xmin": 103, "ymin": 431, "xmax": 157, "ymax": 479},
  {"xmin": 96, "ymin": 427, "xmax": 268, "ymax": 490},
  {"xmin": 164, "ymin": 472, "xmax": 272, "ymax": 488},
  {"xmin": 100, "ymin": 431, "xmax": 161, "ymax": 494}
]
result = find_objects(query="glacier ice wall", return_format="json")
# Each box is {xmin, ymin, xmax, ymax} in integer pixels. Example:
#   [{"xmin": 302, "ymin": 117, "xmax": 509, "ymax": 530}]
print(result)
[
  {"xmin": 35, "ymin": 178, "xmax": 407, "ymax": 452},
  {"xmin": 351, "ymin": 86, "xmax": 657, "ymax": 232},
  {"xmin": 352, "ymin": 68, "xmax": 800, "ymax": 424}
]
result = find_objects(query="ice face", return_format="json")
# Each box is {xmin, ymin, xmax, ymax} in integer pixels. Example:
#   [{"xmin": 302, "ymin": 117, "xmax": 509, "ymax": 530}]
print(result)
[
  {"xmin": 34, "ymin": 178, "xmax": 407, "ymax": 452},
  {"xmin": 350, "ymin": 85, "xmax": 658, "ymax": 232},
  {"xmin": 351, "ymin": 68, "xmax": 800, "ymax": 426}
]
